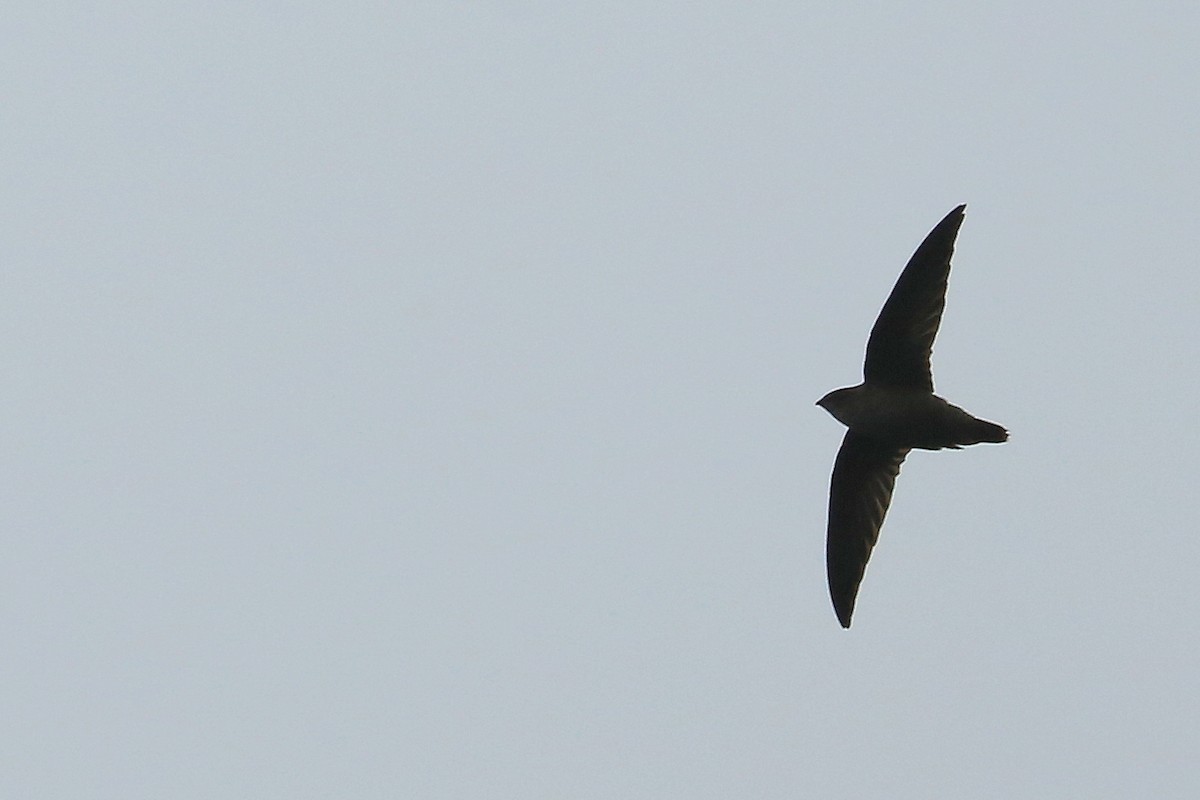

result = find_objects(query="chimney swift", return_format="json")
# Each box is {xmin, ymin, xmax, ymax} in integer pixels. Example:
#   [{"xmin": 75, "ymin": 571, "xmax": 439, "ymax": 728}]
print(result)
[{"xmin": 817, "ymin": 205, "xmax": 1007, "ymax": 628}]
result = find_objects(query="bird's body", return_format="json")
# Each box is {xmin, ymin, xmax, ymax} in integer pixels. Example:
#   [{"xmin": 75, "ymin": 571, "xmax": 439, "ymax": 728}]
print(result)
[
  {"xmin": 818, "ymin": 205, "xmax": 1007, "ymax": 628},
  {"xmin": 818, "ymin": 384, "xmax": 1006, "ymax": 451}
]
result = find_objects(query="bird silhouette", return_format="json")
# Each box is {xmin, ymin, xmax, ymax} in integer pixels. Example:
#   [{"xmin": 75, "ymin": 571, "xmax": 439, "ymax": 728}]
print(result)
[{"xmin": 817, "ymin": 205, "xmax": 1007, "ymax": 628}]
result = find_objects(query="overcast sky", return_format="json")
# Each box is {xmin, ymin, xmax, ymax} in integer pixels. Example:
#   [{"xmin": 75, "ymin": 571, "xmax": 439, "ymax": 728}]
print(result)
[{"xmin": 4, "ymin": 3, "xmax": 1199, "ymax": 797}]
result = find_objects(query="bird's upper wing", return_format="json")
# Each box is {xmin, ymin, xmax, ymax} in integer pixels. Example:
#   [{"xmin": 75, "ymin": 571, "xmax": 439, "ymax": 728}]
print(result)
[
  {"xmin": 826, "ymin": 431, "xmax": 909, "ymax": 628},
  {"xmin": 862, "ymin": 205, "xmax": 966, "ymax": 392}
]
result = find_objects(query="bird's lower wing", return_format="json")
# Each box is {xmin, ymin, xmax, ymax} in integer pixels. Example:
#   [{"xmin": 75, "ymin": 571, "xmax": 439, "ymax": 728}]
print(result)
[{"xmin": 826, "ymin": 432, "xmax": 909, "ymax": 628}]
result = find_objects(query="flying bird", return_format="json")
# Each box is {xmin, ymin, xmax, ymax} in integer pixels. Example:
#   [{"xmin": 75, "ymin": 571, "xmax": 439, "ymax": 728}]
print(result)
[{"xmin": 817, "ymin": 205, "xmax": 1007, "ymax": 628}]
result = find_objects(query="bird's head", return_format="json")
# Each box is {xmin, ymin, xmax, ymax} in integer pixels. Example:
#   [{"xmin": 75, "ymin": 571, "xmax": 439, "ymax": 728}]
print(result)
[{"xmin": 816, "ymin": 385, "xmax": 862, "ymax": 427}]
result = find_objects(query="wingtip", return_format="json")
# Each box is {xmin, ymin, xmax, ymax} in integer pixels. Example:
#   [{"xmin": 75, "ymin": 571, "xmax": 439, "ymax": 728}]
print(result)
[
  {"xmin": 834, "ymin": 603, "xmax": 854, "ymax": 628},
  {"xmin": 926, "ymin": 204, "xmax": 967, "ymax": 234}
]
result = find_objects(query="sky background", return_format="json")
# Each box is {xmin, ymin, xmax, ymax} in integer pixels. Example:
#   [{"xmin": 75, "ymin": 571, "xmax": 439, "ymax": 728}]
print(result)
[{"xmin": 3, "ymin": 3, "xmax": 1199, "ymax": 797}]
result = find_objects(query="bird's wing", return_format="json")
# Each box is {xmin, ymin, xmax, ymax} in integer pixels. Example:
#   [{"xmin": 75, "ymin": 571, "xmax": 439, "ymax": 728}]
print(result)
[
  {"xmin": 862, "ymin": 205, "xmax": 965, "ymax": 392},
  {"xmin": 826, "ymin": 431, "xmax": 909, "ymax": 628}
]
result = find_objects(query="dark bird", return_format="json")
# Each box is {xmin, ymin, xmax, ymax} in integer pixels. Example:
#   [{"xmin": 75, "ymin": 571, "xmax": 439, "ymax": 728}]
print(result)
[{"xmin": 817, "ymin": 205, "xmax": 1007, "ymax": 628}]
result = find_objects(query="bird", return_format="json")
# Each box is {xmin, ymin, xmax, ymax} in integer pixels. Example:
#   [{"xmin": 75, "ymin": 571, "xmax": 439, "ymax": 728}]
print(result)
[{"xmin": 816, "ymin": 205, "xmax": 1007, "ymax": 628}]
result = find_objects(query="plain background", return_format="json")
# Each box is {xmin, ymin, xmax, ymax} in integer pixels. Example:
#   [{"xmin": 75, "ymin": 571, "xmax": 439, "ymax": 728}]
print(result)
[{"xmin": 4, "ymin": 3, "xmax": 1199, "ymax": 797}]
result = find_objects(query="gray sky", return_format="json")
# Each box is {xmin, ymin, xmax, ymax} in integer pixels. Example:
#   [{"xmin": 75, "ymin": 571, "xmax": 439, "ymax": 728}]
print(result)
[{"xmin": 4, "ymin": 3, "xmax": 1199, "ymax": 797}]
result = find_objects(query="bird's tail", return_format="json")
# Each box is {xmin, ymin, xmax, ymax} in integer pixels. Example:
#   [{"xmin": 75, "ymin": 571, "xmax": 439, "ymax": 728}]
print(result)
[{"xmin": 959, "ymin": 417, "xmax": 1008, "ymax": 445}]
